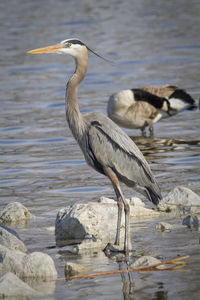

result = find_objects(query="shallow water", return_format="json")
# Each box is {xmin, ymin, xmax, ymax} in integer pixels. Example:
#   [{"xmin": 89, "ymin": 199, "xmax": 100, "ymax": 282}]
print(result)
[{"xmin": 0, "ymin": 0, "xmax": 200, "ymax": 299}]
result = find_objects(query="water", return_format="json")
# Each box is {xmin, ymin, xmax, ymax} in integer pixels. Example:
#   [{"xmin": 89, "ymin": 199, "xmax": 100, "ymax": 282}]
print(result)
[{"xmin": 0, "ymin": 0, "xmax": 200, "ymax": 299}]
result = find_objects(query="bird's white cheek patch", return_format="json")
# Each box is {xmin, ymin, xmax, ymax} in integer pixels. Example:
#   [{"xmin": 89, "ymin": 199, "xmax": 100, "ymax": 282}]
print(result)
[{"xmin": 169, "ymin": 98, "xmax": 189, "ymax": 111}]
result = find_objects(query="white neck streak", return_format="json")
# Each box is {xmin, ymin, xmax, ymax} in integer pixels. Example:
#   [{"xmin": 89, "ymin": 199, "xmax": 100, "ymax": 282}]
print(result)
[{"xmin": 65, "ymin": 47, "xmax": 88, "ymax": 142}]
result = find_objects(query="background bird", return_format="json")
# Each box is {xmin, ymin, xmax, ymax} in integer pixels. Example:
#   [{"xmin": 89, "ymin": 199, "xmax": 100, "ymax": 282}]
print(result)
[
  {"xmin": 107, "ymin": 85, "xmax": 196, "ymax": 136},
  {"xmin": 28, "ymin": 38, "xmax": 162, "ymax": 255}
]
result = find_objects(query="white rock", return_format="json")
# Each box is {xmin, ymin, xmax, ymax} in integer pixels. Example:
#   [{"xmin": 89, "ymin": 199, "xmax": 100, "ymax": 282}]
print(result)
[
  {"xmin": 156, "ymin": 222, "xmax": 172, "ymax": 232},
  {"xmin": 0, "ymin": 224, "xmax": 27, "ymax": 252},
  {"xmin": 0, "ymin": 245, "xmax": 25, "ymax": 275},
  {"xmin": 55, "ymin": 199, "xmax": 159, "ymax": 249},
  {"xmin": 157, "ymin": 186, "xmax": 200, "ymax": 215},
  {"xmin": 98, "ymin": 196, "xmax": 115, "ymax": 204},
  {"xmin": 129, "ymin": 197, "xmax": 145, "ymax": 207},
  {"xmin": 0, "ymin": 245, "xmax": 57, "ymax": 280},
  {"xmin": 22, "ymin": 252, "xmax": 57, "ymax": 279},
  {"xmin": 130, "ymin": 206, "xmax": 159, "ymax": 218},
  {"xmin": 64, "ymin": 262, "xmax": 92, "ymax": 277},
  {"xmin": 0, "ymin": 272, "xmax": 39, "ymax": 298},
  {"xmin": 182, "ymin": 215, "xmax": 200, "ymax": 229},
  {"xmin": 0, "ymin": 202, "xmax": 34, "ymax": 224},
  {"xmin": 55, "ymin": 202, "xmax": 120, "ymax": 249},
  {"xmin": 98, "ymin": 196, "xmax": 145, "ymax": 207},
  {"xmin": 131, "ymin": 256, "xmax": 164, "ymax": 269}
]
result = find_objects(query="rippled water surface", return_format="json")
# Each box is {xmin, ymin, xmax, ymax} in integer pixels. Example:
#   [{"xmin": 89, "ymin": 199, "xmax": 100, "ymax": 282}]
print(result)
[{"xmin": 0, "ymin": 0, "xmax": 200, "ymax": 299}]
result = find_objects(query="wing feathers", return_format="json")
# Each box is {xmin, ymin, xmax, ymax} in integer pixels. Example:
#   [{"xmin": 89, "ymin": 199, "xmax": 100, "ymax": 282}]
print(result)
[
  {"xmin": 87, "ymin": 114, "xmax": 157, "ymax": 186},
  {"xmin": 84, "ymin": 112, "xmax": 162, "ymax": 201}
]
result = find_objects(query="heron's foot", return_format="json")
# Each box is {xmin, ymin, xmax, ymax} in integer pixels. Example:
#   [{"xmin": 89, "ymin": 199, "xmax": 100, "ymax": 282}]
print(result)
[{"xmin": 104, "ymin": 243, "xmax": 129, "ymax": 256}]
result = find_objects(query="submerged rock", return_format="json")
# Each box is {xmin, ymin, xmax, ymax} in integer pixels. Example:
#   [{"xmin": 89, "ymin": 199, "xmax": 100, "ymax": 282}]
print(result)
[
  {"xmin": 64, "ymin": 262, "xmax": 92, "ymax": 277},
  {"xmin": 156, "ymin": 222, "xmax": 172, "ymax": 232},
  {"xmin": 131, "ymin": 256, "xmax": 164, "ymax": 269},
  {"xmin": 0, "ymin": 202, "xmax": 34, "ymax": 224},
  {"xmin": 157, "ymin": 186, "xmax": 200, "ymax": 215},
  {"xmin": 55, "ymin": 198, "xmax": 159, "ymax": 250},
  {"xmin": 0, "ymin": 224, "xmax": 27, "ymax": 252},
  {"xmin": 182, "ymin": 215, "xmax": 200, "ymax": 229},
  {"xmin": 0, "ymin": 272, "xmax": 39, "ymax": 298}
]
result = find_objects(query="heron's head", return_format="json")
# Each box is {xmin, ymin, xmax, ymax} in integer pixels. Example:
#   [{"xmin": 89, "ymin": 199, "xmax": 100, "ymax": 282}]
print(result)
[
  {"xmin": 28, "ymin": 38, "xmax": 111, "ymax": 62},
  {"xmin": 28, "ymin": 38, "xmax": 87, "ymax": 58}
]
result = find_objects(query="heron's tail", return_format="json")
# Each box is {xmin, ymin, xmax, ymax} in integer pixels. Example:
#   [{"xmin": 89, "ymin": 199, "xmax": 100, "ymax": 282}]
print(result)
[{"xmin": 146, "ymin": 187, "xmax": 162, "ymax": 206}]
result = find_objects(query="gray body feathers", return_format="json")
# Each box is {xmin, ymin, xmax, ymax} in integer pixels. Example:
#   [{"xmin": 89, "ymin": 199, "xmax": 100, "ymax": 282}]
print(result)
[{"xmin": 79, "ymin": 112, "xmax": 162, "ymax": 204}]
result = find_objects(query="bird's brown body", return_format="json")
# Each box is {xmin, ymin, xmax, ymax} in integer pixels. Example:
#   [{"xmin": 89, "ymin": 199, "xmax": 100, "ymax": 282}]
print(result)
[{"xmin": 108, "ymin": 85, "xmax": 196, "ymax": 136}]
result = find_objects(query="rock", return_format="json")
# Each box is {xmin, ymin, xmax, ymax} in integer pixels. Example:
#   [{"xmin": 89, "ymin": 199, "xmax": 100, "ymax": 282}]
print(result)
[
  {"xmin": 0, "ymin": 272, "xmax": 39, "ymax": 298},
  {"xmin": 182, "ymin": 215, "xmax": 200, "ymax": 229},
  {"xmin": 60, "ymin": 239, "xmax": 104, "ymax": 254},
  {"xmin": 64, "ymin": 262, "xmax": 92, "ymax": 277},
  {"xmin": 98, "ymin": 196, "xmax": 115, "ymax": 204},
  {"xmin": 129, "ymin": 197, "xmax": 145, "ymax": 207},
  {"xmin": 130, "ymin": 205, "xmax": 159, "ymax": 218},
  {"xmin": 55, "ymin": 202, "xmax": 120, "ymax": 249},
  {"xmin": 22, "ymin": 252, "xmax": 58, "ymax": 280},
  {"xmin": 0, "ymin": 224, "xmax": 27, "ymax": 252},
  {"xmin": 156, "ymin": 222, "xmax": 172, "ymax": 232},
  {"xmin": 55, "ymin": 199, "xmax": 159, "ymax": 249},
  {"xmin": 0, "ymin": 246, "xmax": 57, "ymax": 280},
  {"xmin": 98, "ymin": 196, "xmax": 145, "ymax": 207},
  {"xmin": 0, "ymin": 202, "xmax": 34, "ymax": 224},
  {"xmin": 157, "ymin": 186, "xmax": 200, "ymax": 215},
  {"xmin": 0, "ymin": 245, "xmax": 25, "ymax": 275},
  {"xmin": 131, "ymin": 256, "xmax": 164, "ymax": 269}
]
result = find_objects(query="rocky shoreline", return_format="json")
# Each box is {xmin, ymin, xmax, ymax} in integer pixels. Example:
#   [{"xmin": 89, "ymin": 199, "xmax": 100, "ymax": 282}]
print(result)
[{"xmin": 0, "ymin": 186, "xmax": 200, "ymax": 298}]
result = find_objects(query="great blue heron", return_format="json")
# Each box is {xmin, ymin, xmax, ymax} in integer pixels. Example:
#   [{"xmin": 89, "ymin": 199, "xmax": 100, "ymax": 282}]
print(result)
[
  {"xmin": 107, "ymin": 85, "xmax": 196, "ymax": 136},
  {"xmin": 28, "ymin": 38, "xmax": 162, "ymax": 254}
]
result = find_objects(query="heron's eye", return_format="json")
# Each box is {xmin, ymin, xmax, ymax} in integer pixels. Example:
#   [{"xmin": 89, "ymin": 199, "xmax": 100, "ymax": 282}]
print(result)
[{"xmin": 66, "ymin": 42, "xmax": 71, "ymax": 47}]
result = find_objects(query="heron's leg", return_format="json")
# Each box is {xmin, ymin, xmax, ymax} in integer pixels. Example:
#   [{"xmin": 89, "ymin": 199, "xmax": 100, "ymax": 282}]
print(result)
[
  {"xmin": 103, "ymin": 167, "xmax": 130, "ymax": 254},
  {"xmin": 113, "ymin": 187, "xmax": 123, "ymax": 245},
  {"xmin": 103, "ymin": 167, "xmax": 123, "ymax": 245},
  {"xmin": 120, "ymin": 193, "xmax": 130, "ymax": 255}
]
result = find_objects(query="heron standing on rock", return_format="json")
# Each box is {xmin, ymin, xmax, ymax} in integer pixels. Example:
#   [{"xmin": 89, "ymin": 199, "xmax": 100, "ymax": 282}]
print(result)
[{"xmin": 28, "ymin": 38, "xmax": 162, "ymax": 255}]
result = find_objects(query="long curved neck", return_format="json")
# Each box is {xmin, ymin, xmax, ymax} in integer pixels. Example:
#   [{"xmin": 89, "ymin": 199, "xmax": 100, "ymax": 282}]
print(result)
[{"xmin": 66, "ymin": 47, "xmax": 88, "ymax": 141}]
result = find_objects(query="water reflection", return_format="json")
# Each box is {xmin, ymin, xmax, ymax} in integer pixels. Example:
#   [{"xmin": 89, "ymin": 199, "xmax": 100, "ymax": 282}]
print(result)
[
  {"xmin": 119, "ymin": 262, "xmax": 134, "ymax": 300},
  {"xmin": 120, "ymin": 271, "xmax": 168, "ymax": 300},
  {"xmin": 153, "ymin": 283, "xmax": 168, "ymax": 300},
  {"xmin": 130, "ymin": 135, "xmax": 200, "ymax": 158},
  {"xmin": 106, "ymin": 256, "xmax": 169, "ymax": 300}
]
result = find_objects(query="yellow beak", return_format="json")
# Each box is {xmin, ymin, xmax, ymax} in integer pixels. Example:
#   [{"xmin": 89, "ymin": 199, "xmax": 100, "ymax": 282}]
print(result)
[{"xmin": 28, "ymin": 43, "xmax": 63, "ymax": 54}]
